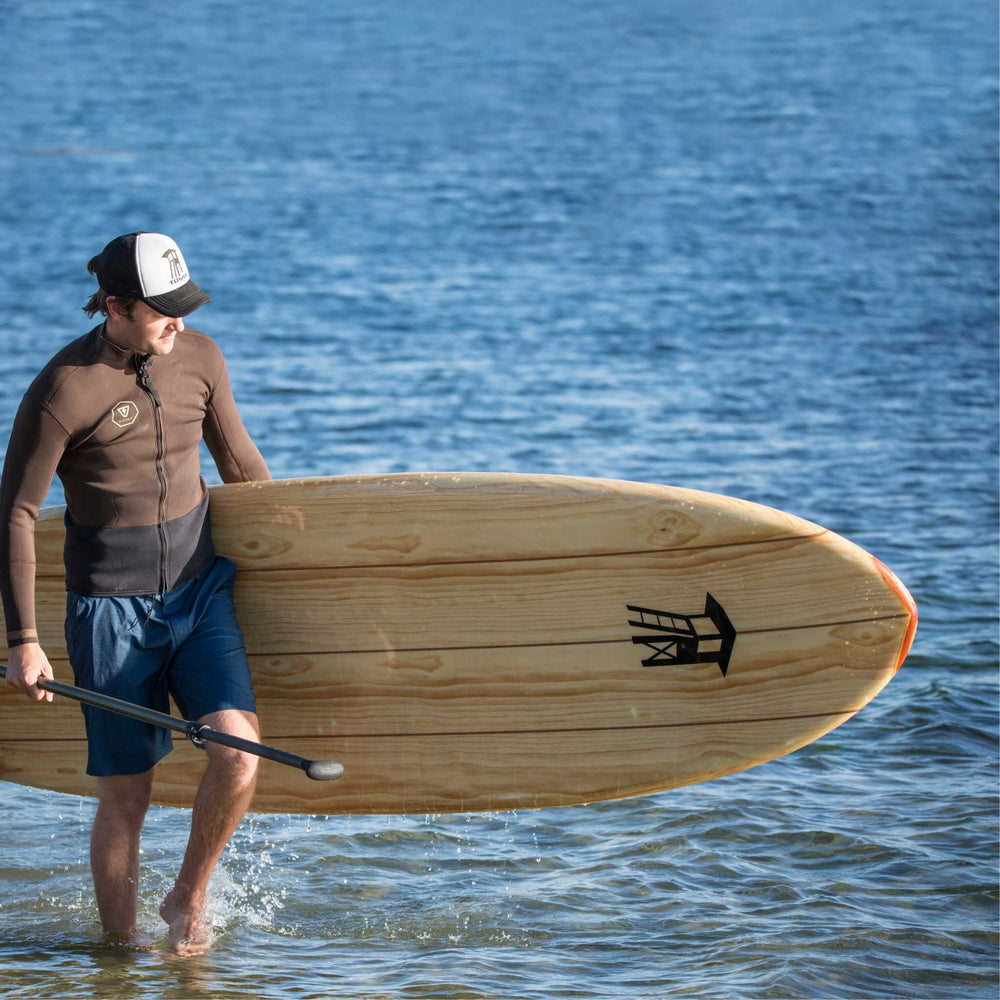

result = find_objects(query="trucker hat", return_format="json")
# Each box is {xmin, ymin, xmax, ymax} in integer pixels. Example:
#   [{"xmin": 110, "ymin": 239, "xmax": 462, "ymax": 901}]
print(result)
[{"xmin": 91, "ymin": 232, "xmax": 211, "ymax": 317}]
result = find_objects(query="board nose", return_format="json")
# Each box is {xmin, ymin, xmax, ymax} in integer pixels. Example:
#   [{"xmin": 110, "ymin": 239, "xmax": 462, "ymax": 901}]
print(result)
[{"xmin": 873, "ymin": 557, "xmax": 918, "ymax": 673}]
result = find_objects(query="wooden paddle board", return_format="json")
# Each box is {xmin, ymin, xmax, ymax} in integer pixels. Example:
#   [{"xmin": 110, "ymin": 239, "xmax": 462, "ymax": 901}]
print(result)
[{"xmin": 0, "ymin": 474, "xmax": 916, "ymax": 814}]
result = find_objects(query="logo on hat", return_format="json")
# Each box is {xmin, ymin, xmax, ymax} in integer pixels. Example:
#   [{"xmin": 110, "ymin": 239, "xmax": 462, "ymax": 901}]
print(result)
[
  {"xmin": 110, "ymin": 401, "xmax": 140, "ymax": 428},
  {"xmin": 162, "ymin": 248, "xmax": 187, "ymax": 286}
]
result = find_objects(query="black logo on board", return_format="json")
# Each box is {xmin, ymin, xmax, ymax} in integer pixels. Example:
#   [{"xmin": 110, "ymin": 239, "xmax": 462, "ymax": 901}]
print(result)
[{"xmin": 627, "ymin": 593, "xmax": 736, "ymax": 676}]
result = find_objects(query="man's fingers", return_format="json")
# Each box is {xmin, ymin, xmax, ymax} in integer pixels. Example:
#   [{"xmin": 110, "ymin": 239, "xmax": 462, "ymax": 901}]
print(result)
[
  {"xmin": 11, "ymin": 671, "xmax": 52, "ymax": 702},
  {"xmin": 3, "ymin": 657, "xmax": 55, "ymax": 702},
  {"xmin": 33, "ymin": 673, "xmax": 54, "ymax": 702}
]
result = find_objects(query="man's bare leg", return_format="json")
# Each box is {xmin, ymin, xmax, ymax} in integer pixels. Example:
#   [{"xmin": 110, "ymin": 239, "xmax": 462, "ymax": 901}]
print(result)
[
  {"xmin": 159, "ymin": 709, "xmax": 259, "ymax": 955},
  {"xmin": 92, "ymin": 770, "xmax": 155, "ymax": 944}
]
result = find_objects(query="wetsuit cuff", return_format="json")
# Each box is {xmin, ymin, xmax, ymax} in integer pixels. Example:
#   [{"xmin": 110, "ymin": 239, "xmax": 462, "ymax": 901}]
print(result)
[{"xmin": 6, "ymin": 629, "xmax": 39, "ymax": 648}]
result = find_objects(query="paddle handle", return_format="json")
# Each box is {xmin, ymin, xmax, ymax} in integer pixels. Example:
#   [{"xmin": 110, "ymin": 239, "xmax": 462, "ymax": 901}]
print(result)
[
  {"xmin": 189, "ymin": 725, "xmax": 345, "ymax": 780},
  {"xmin": 0, "ymin": 664, "xmax": 344, "ymax": 782}
]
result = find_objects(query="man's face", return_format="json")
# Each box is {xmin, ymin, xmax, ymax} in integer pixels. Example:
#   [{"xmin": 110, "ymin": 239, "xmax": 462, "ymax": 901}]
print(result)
[{"xmin": 108, "ymin": 298, "xmax": 185, "ymax": 356}]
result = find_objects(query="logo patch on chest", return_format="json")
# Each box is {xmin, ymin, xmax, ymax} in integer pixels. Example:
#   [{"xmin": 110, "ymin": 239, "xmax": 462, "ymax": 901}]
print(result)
[{"xmin": 110, "ymin": 400, "xmax": 140, "ymax": 428}]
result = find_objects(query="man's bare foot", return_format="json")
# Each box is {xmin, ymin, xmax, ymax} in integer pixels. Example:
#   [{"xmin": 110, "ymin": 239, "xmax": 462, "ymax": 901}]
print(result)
[{"xmin": 159, "ymin": 889, "xmax": 212, "ymax": 957}]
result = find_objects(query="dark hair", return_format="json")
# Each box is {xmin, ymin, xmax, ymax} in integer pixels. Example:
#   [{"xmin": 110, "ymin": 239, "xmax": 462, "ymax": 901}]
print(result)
[{"xmin": 83, "ymin": 254, "xmax": 138, "ymax": 319}]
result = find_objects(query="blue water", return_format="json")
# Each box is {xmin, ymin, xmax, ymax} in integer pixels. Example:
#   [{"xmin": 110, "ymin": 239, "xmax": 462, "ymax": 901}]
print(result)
[{"xmin": 0, "ymin": 0, "xmax": 997, "ymax": 996}]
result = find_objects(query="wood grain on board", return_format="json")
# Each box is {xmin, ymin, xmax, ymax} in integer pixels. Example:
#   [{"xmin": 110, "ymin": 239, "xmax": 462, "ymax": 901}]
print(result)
[
  {"xmin": 1, "ymin": 474, "xmax": 914, "ymax": 814},
  {"xmin": 0, "ymin": 710, "xmax": 856, "ymax": 815}
]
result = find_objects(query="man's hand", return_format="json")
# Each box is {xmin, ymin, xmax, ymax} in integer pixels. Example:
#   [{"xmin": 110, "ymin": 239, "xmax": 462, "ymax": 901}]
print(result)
[{"xmin": 4, "ymin": 643, "xmax": 55, "ymax": 702}]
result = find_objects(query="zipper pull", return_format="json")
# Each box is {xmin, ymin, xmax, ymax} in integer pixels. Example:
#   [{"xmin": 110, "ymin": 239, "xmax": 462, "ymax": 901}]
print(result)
[{"xmin": 136, "ymin": 356, "xmax": 162, "ymax": 407}]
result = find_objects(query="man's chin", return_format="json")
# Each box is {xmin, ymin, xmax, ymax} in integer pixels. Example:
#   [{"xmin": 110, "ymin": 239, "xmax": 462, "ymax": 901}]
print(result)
[{"xmin": 150, "ymin": 337, "xmax": 177, "ymax": 356}]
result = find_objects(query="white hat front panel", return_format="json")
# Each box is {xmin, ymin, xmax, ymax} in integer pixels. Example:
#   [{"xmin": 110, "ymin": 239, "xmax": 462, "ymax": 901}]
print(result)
[{"xmin": 134, "ymin": 233, "xmax": 192, "ymax": 298}]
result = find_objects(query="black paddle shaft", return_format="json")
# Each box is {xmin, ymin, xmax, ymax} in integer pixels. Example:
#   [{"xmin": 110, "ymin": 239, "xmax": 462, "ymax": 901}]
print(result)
[{"xmin": 0, "ymin": 664, "xmax": 344, "ymax": 781}]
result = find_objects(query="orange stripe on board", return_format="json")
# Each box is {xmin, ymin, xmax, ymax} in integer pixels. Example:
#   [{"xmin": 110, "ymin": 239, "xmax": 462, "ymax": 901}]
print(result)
[{"xmin": 873, "ymin": 557, "xmax": 918, "ymax": 673}]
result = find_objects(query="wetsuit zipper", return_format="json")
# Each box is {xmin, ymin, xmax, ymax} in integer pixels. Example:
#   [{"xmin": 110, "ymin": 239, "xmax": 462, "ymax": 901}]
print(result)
[{"xmin": 135, "ymin": 355, "xmax": 169, "ymax": 597}]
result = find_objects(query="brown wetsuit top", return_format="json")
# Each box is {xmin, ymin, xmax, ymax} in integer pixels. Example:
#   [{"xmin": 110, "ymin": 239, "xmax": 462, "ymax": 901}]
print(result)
[{"xmin": 0, "ymin": 323, "xmax": 270, "ymax": 648}]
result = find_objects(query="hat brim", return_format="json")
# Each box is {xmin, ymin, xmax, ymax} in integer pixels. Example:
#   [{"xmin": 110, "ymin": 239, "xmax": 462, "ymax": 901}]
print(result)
[{"xmin": 144, "ymin": 280, "xmax": 211, "ymax": 317}]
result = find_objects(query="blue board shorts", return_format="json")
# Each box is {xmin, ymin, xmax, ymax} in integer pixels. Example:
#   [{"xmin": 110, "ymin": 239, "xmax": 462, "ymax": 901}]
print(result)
[{"xmin": 65, "ymin": 556, "xmax": 257, "ymax": 777}]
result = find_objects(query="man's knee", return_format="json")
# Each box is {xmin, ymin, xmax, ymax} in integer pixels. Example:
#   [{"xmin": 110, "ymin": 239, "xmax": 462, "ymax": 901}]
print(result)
[
  {"xmin": 208, "ymin": 744, "xmax": 259, "ymax": 790},
  {"xmin": 201, "ymin": 710, "xmax": 260, "ymax": 790},
  {"xmin": 95, "ymin": 771, "xmax": 154, "ymax": 829}
]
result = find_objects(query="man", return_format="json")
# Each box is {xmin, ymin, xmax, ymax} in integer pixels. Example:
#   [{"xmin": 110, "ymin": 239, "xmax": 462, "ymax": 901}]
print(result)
[{"xmin": 0, "ymin": 232, "xmax": 271, "ymax": 954}]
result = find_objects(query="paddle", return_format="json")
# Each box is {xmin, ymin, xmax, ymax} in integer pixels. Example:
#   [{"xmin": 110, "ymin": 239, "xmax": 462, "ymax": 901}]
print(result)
[{"xmin": 0, "ymin": 664, "xmax": 344, "ymax": 781}]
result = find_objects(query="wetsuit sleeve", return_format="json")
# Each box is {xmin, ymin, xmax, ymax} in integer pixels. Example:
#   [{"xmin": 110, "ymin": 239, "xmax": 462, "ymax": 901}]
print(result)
[
  {"xmin": 0, "ymin": 396, "xmax": 70, "ymax": 647},
  {"xmin": 203, "ymin": 355, "xmax": 271, "ymax": 484}
]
